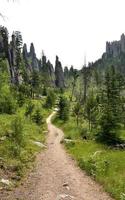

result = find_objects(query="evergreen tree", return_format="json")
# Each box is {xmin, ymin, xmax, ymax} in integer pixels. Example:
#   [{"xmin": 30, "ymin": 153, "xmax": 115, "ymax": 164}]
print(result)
[
  {"xmin": 70, "ymin": 69, "xmax": 79, "ymax": 101},
  {"xmin": 98, "ymin": 66, "xmax": 122, "ymax": 144},
  {"xmin": 58, "ymin": 96, "xmax": 69, "ymax": 121},
  {"xmin": 84, "ymin": 90, "xmax": 97, "ymax": 131},
  {"xmin": 73, "ymin": 102, "xmax": 82, "ymax": 126},
  {"xmin": 45, "ymin": 90, "xmax": 56, "ymax": 108},
  {"xmin": 30, "ymin": 70, "xmax": 40, "ymax": 98},
  {"xmin": 82, "ymin": 65, "xmax": 90, "ymax": 103},
  {"xmin": 32, "ymin": 109, "xmax": 43, "ymax": 125}
]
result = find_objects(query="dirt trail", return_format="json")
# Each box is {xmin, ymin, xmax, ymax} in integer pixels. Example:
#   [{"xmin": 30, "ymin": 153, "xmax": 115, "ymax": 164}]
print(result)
[{"xmin": 0, "ymin": 112, "xmax": 113, "ymax": 200}]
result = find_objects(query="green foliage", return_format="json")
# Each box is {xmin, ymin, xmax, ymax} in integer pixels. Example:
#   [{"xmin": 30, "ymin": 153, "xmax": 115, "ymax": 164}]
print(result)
[
  {"xmin": 14, "ymin": 31, "xmax": 23, "ymax": 69},
  {"xmin": 32, "ymin": 108, "xmax": 43, "ymax": 125},
  {"xmin": 25, "ymin": 101, "xmax": 34, "ymax": 117},
  {"xmin": 80, "ymin": 127, "xmax": 91, "ymax": 140},
  {"xmin": 42, "ymin": 85, "xmax": 47, "ymax": 96},
  {"xmin": 45, "ymin": 90, "xmax": 56, "ymax": 108},
  {"xmin": 0, "ymin": 60, "xmax": 17, "ymax": 114},
  {"xmin": 73, "ymin": 102, "xmax": 82, "ymax": 126},
  {"xmin": 58, "ymin": 96, "xmax": 69, "ymax": 121},
  {"xmin": 84, "ymin": 90, "xmax": 97, "ymax": 131},
  {"xmin": 0, "ymin": 85, "xmax": 17, "ymax": 114},
  {"xmin": 0, "ymin": 99, "xmax": 49, "ymax": 183},
  {"xmin": 98, "ymin": 66, "xmax": 123, "ymax": 144},
  {"xmin": 17, "ymin": 92, "xmax": 25, "ymax": 107},
  {"xmin": 31, "ymin": 70, "xmax": 40, "ymax": 97},
  {"xmin": 9, "ymin": 116, "xmax": 24, "ymax": 157},
  {"xmin": 70, "ymin": 69, "xmax": 79, "ymax": 101}
]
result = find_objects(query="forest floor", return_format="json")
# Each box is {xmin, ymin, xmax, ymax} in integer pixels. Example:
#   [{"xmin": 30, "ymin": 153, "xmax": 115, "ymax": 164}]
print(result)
[{"xmin": 0, "ymin": 112, "xmax": 113, "ymax": 200}]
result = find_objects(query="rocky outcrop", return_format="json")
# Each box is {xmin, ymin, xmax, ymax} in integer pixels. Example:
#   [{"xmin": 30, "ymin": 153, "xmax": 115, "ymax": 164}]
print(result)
[
  {"xmin": 106, "ymin": 34, "xmax": 125, "ymax": 57},
  {"xmin": 22, "ymin": 43, "xmax": 39, "ymax": 71},
  {"xmin": 64, "ymin": 66, "xmax": 69, "ymax": 79},
  {"xmin": 0, "ymin": 26, "xmax": 65, "ymax": 88},
  {"xmin": 40, "ymin": 53, "xmax": 55, "ymax": 86},
  {"xmin": 55, "ymin": 56, "xmax": 65, "ymax": 88},
  {"xmin": 29, "ymin": 43, "xmax": 39, "ymax": 71},
  {"xmin": 47, "ymin": 60, "xmax": 55, "ymax": 86},
  {"xmin": 23, "ymin": 43, "xmax": 28, "ymax": 60}
]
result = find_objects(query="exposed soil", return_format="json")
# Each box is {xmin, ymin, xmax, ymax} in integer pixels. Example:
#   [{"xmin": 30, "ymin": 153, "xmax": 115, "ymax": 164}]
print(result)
[{"xmin": 0, "ymin": 112, "xmax": 113, "ymax": 200}]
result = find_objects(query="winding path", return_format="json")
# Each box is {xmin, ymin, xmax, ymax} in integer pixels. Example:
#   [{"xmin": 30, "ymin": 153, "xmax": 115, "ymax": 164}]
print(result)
[{"xmin": 1, "ymin": 112, "xmax": 113, "ymax": 200}]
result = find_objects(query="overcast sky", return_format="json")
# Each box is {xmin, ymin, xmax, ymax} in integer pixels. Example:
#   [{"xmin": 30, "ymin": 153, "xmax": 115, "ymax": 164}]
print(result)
[{"xmin": 0, "ymin": 0, "xmax": 125, "ymax": 69}]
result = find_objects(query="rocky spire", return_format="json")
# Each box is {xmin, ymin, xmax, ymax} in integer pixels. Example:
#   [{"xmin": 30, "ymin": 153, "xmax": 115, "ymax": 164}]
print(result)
[
  {"xmin": 55, "ymin": 56, "xmax": 65, "ymax": 88},
  {"xmin": 29, "ymin": 43, "xmax": 39, "ymax": 70},
  {"xmin": 30, "ymin": 43, "xmax": 36, "ymax": 58},
  {"xmin": 64, "ymin": 66, "xmax": 69, "ymax": 79},
  {"xmin": 40, "ymin": 52, "xmax": 55, "ymax": 86},
  {"xmin": 47, "ymin": 60, "xmax": 55, "ymax": 86},
  {"xmin": 23, "ymin": 43, "xmax": 28, "ymax": 60}
]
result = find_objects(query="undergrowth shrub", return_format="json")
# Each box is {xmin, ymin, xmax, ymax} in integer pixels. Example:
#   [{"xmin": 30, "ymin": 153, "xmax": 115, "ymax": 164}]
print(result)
[
  {"xmin": 0, "ymin": 87, "xmax": 17, "ymax": 114},
  {"xmin": 32, "ymin": 109, "xmax": 43, "ymax": 125},
  {"xmin": 9, "ymin": 116, "xmax": 25, "ymax": 157},
  {"xmin": 17, "ymin": 92, "xmax": 26, "ymax": 107},
  {"xmin": 25, "ymin": 101, "xmax": 34, "ymax": 117},
  {"xmin": 45, "ymin": 90, "xmax": 56, "ymax": 108},
  {"xmin": 80, "ymin": 128, "xmax": 90, "ymax": 140}
]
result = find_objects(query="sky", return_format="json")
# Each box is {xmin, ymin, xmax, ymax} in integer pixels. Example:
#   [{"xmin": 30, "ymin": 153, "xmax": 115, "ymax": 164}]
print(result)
[{"xmin": 0, "ymin": 0, "xmax": 125, "ymax": 69}]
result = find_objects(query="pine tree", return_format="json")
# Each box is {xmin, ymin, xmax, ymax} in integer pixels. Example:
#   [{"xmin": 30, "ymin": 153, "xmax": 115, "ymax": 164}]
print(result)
[
  {"xmin": 73, "ymin": 102, "xmax": 82, "ymax": 126},
  {"xmin": 45, "ymin": 90, "xmax": 56, "ymax": 109},
  {"xmin": 58, "ymin": 96, "xmax": 69, "ymax": 121},
  {"xmin": 98, "ymin": 66, "xmax": 122, "ymax": 144},
  {"xmin": 84, "ymin": 90, "xmax": 97, "ymax": 131},
  {"xmin": 70, "ymin": 69, "xmax": 79, "ymax": 101}
]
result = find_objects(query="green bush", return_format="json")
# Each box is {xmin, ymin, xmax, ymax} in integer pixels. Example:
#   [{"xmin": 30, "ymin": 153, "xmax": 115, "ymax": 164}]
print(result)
[
  {"xmin": 42, "ymin": 85, "xmax": 47, "ymax": 96},
  {"xmin": 45, "ymin": 90, "xmax": 56, "ymax": 108},
  {"xmin": 17, "ymin": 92, "xmax": 26, "ymax": 107},
  {"xmin": 80, "ymin": 128, "xmax": 90, "ymax": 140},
  {"xmin": 32, "ymin": 109, "xmax": 43, "ymax": 125},
  {"xmin": 0, "ymin": 88, "xmax": 17, "ymax": 114},
  {"xmin": 58, "ymin": 96, "xmax": 69, "ymax": 121},
  {"xmin": 9, "ymin": 116, "xmax": 25, "ymax": 157},
  {"xmin": 25, "ymin": 101, "xmax": 34, "ymax": 117}
]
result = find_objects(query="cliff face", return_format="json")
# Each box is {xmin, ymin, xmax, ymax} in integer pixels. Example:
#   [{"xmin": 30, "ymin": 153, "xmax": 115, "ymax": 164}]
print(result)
[
  {"xmin": 106, "ymin": 34, "xmax": 125, "ymax": 57},
  {"xmin": 91, "ymin": 33, "xmax": 125, "ymax": 75}
]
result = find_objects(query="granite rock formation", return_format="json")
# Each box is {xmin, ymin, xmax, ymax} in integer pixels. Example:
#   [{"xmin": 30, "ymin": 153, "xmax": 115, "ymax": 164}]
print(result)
[
  {"xmin": 55, "ymin": 56, "xmax": 65, "ymax": 88},
  {"xmin": 40, "ymin": 53, "xmax": 55, "ymax": 86},
  {"xmin": 106, "ymin": 34, "xmax": 125, "ymax": 57}
]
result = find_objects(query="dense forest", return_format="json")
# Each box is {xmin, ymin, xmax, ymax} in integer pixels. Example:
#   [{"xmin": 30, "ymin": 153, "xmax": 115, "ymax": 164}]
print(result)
[{"xmin": 1, "ymin": 25, "xmax": 125, "ymax": 199}]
